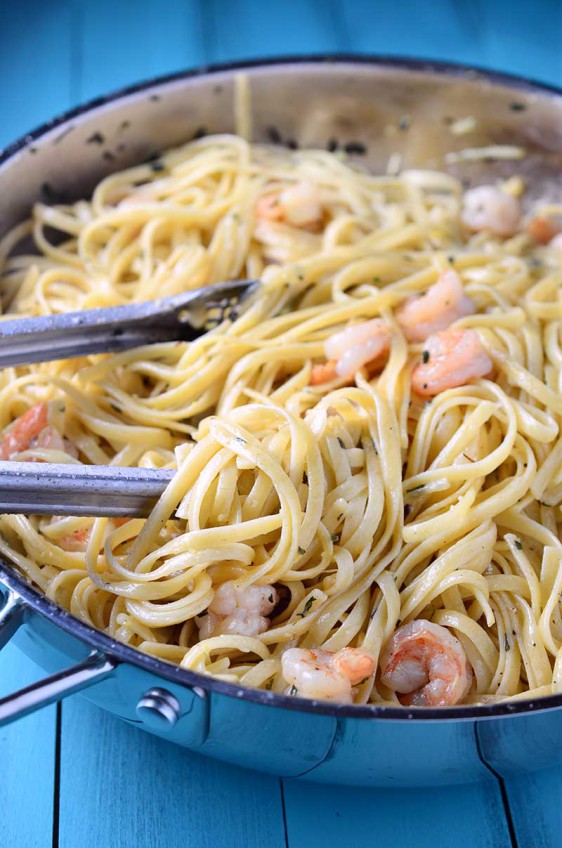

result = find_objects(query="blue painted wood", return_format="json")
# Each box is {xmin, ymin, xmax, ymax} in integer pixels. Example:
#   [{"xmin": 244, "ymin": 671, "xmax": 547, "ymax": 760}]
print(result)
[
  {"xmin": 480, "ymin": 0, "xmax": 562, "ymax": 86},
  {"xmin": 336, "ymin": 0, "xmax": 485, "ymax": 63},
  {"xmin": 282, "ymin": 777, "xmax": 512, "ymax": 848},
  {"xmin": 505, "ymin": 767, "xmax": 562, "ymax": 847},
  {"xmin": 0, "ymin": 0, "xmax": 74, "ymax": 149},
  {"xmin": 0, "ymin": 643, "xmax": 56, "ymax": 848},
  {"xmin": 203, "ymin": 0, "xmax": 343, "ymax": 61},
  {"xmin": 58, "ymin": 696, "xmax": 287, "ymax": 848},
  {"xmin": 338, "ymin": 0, "xmax": 562, "ymax": 86},
  {"xmin": 76, "ymin": 0, "xmax": 206, "ymax": 103}
]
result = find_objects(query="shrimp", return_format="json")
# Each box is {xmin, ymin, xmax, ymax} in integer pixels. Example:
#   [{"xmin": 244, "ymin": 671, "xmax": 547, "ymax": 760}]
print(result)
[
  {"xmin": 197, "ymin": 580, "xmax": 278, "ymax": 639},
  {"xmin": 256, "ymin": 181, "xmax": 323, "ymax": 230},
  {"xmin": 310, "ymin": 360, "xmax": 338, "ymax": 386},
  {"xmin": 117, "ymin": 178, "xmax": 168, "ymax": 208},
  {"xmin": 0, "ymin": 402, "xmax": 77, "ymax": 460},
  {"xmin": 411, "ymin": 328, "xmax": 493, "ymax": 396},
  {"xmin": 549, "ymin": 233, "xmax": 562, "ymax": 254},
  {"xmin": 59, "ymin": 528, "xmax": 90, "ymax": 552},
  {"xmin": 255, "ymin": 192, "xmax": 284, "ymax": 221},
  {"xmin": 57, "ymin": 517, "xmax": 129, "ymax": 552},
  {"xmin": 527, "ymin": 216, "xmax": 560, "ymax": 245},
  {"xmin": 380, "ymin": 620, "xmax": 472, "ymax": 707},
  {"xmin": 35, "ymin": 426, "xmax": 71, "ymax": 453},
  {"xmin": 0, "ymin": 403, "xmax": 49, "ymax": 459},
  {"xmin": 396, "ymin": 270, "xmax": 475, "ymax": 343},
  {"xmin": 281, "ymin": 646, "xmax": 375, "ymax": 703},
  {"xmin": 317, "ymin": 318, "xmax": 392, "ymax": 382},
  {"xmin": 461, "ymin": 185, "xmax": 521, "ymax": 237}
]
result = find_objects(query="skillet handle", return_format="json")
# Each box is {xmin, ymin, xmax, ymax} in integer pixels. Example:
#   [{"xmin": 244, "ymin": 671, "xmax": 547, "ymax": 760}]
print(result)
[{"xmin": 0, "ymin": 586, "xmax": 115, "ymax": 726}]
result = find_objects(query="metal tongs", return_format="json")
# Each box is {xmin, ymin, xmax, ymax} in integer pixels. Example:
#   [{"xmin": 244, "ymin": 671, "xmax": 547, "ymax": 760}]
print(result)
[{"xmin": 0, "ymin": 279, "xmax": 258, "ymax": 517}]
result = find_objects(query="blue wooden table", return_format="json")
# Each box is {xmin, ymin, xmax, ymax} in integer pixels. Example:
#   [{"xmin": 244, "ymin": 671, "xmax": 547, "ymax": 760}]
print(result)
[{"xmin": 1, "ymin": 2, "xmax": 561, "ymax": 845}]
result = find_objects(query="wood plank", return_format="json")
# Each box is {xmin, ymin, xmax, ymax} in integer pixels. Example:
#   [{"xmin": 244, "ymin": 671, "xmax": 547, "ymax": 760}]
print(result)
[
  {"xmin": 338, "ymin": 0, "xmax": 561, "ymax": 86},
  {"xmin": 58, "ymin": 696, "xmax": 287, "ymax": 848},
  {"xmin": 336, "ymin": 0, "xmax": 482, "ymax": 63},
  {"xmin": 505, "ymin": 766, "xmax": 562, "ymax": 848},
  {"xmin": 282, "ymin": 776, "xmax": 512, "ymax": 848},
  {"xmin": 0, "ymin": 0, "xmax": 74, "ymax": 149},
  {"xmin": 0, "ymin": 643, "xmax": 56, "ymax": 848},
  {"xmin": 203, "ymin": 0, "xmax": 343, "ymax": 62},
  {"xmin": 76, "ymin": 0, "xmax": 206, "ymax": 103},
  {"xmin": 480, "ymin": 0, "xmax": 562, "ymax": 86}
]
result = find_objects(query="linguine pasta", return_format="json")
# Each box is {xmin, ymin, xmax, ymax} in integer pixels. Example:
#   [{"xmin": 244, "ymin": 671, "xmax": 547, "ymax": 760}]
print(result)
[{"xmin": 0, "ymin": 133, "xmax": 560, "ymax": 706}]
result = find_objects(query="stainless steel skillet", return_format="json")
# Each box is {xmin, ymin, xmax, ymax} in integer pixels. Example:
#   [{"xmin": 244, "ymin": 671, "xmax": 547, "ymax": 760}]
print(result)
[{"xmin": 0, "ymin": 57, "xmax": 562, "ymax": 788}]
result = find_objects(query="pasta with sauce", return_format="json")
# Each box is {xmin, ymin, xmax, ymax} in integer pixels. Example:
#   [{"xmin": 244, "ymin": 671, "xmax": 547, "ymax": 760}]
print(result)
[{"xmin": 0, "ymin": 131, "xmax": 560, "ymax": 707}]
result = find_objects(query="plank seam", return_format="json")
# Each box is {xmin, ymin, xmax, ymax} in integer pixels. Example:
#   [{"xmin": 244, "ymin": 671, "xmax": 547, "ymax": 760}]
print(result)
[
  {"xmin": 279, "ymin": 779, "xmax": 290, "ymax": 848},
  {"xmin": 474, "ymin": 723, "xmax": 520, "ymax": 848},
  {"xmin": 327, "ymin": 0, "xmax": 352, "ymax": 52},
  {"xmin": 199, "ymin": 0, "xmax": 216, "ymax": 65},
  {"xmin": 51, "ymin": 702, "xmax": 62, "ymax": 848},
  {"xmin": 69, "ymin": 1, "xmax": 83, "ymax": 107}
]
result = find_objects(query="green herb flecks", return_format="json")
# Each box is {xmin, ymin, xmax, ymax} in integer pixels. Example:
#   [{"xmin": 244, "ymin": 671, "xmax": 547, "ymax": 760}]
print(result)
[{"xmin": 298, "ymin": 597, "xmax": 316, "ymax": 618}]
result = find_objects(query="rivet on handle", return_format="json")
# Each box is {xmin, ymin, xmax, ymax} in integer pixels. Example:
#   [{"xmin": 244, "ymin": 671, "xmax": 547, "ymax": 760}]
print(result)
[{"xmin": 136, "ymin": 687, "xmax": 181, "ymax": 729}]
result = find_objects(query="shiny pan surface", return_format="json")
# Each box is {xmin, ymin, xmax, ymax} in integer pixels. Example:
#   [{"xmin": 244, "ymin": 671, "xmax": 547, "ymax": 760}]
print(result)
[{"xmin": 1, "ymin": 57, "xmax": 561, "ymax": 787}]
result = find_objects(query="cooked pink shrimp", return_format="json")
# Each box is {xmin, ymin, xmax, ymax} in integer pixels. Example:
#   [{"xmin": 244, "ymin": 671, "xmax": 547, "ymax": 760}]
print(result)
[
  {"xmin": 0, "ymin": 403, "xmax": 49, "ymax": 459},
  {"xmin": 411, "ymin": 328, "xmax": 493, "ymax": 396},
  {"xmin": 550, "ymin": 233, "xmax": 562, "ymax": 253},
  {"xmin": 527, "ymin": 216, "xmax": 560, "ymax": 245},
  {"xmin": 380, "ymin": 620, "xmax": 472, "ymax": 707},
  {"xmin": 322, "ymin": 318, "xmax": 392, "ymax": 380},
  {"xmin": 461, "ymin": 185, "xmax": 521, "ymax": 237},
  {"xmin": 281, "ymin": 646, "xmax": 375, "ymax": 703},
  {"xmin": 396, "ymin": 270, "xmax": 475, "ymax": 343},
  {"xmin": 310, "ymin": 360, "xmax": 339, "ymax": 386},
  {"xmin": 256, "ymin": 181, "xmax": 323, "ymax": 230},
  {"xmin": 198, "ymin": 581, "xmax": 278, "ymax": 639},
  {"xmin": 35, "ymin": 426, "xmax": 73, "ymax": 453},
  {"xmin": 0, "ymin": 402, "xmax": 77, "ymax": 460},
  {"xmin": 59, "ymin": 527, "xmax": 91, "ymax": 552},
  {"xmin": 57, "ymin": 517, "xmax": 129, "ymax": 552},
  {"xmin": 118, "ymin": 192, "xmax": 152, "ymax": 208},
  {"xmin": 255, "ymin": 192, "xmax": 284, "ymax": 221},
  {"xmin": 331, "ymin": 647, "xmax": 376, "ymax": 685}
]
